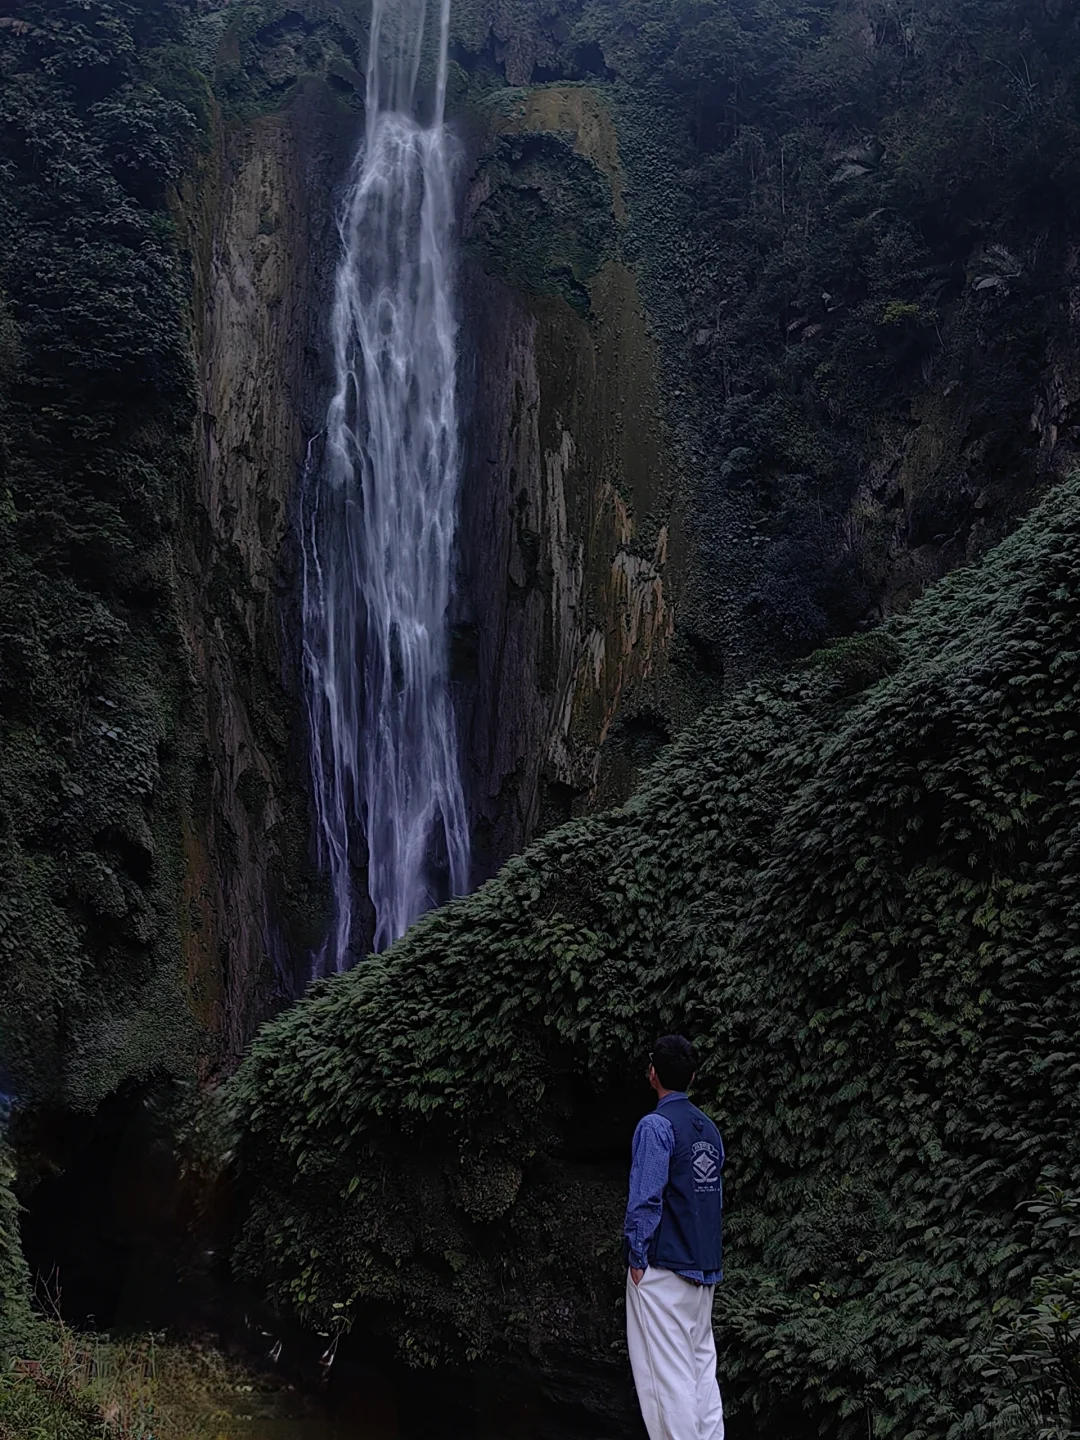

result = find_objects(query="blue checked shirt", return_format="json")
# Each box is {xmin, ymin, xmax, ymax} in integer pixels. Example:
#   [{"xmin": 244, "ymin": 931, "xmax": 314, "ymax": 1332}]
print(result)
[{"xmin": 623, "ymin": 1092, "xmax": 723, "ymax": 1285}]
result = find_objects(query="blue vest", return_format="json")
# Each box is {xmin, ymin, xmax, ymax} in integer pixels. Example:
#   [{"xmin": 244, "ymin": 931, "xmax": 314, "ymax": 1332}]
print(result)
[{"xmin": 650, "ymin": 1097, "xmax": 724, "ymax": 1276}]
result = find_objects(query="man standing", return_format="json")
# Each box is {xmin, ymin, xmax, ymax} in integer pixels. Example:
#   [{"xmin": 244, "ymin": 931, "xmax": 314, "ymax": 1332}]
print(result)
[{"xmin": 624, "ymin": 1034, "xmax": 725, "ymax": 1440}]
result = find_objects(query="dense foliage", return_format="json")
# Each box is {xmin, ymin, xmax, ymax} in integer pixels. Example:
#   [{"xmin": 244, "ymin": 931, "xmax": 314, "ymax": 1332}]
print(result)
[
  {"xmin": 615, "ymin": 0, "xmax": 1080, "ymax": 649},
  {"xmin": 461, "ymin": 0, "xmax": 1080, "ymax": 657},
  {"xmin": 0, "ymin": 1, "xmax": 209, "ymax": 1106},
  {"xmin": 0, "ymin": 1141, "xmax": 32, "ymax": 1363},
  {"xmin": 232, "ymin": 474, "xmax": 1080, "ymax": 1437},
  {"xmin": 0, "ymin": 1375, "xmax": 102, "ymax": 1440}
]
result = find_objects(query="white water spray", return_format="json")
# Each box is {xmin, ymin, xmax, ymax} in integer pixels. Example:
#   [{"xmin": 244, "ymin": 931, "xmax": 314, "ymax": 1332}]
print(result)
[{"xmin": 301, "ymin": 0, "xmax": 469, "ymax": 970}]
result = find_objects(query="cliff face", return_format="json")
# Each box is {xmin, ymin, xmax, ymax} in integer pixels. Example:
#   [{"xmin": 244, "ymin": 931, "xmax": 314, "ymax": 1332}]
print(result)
[
  {"xmin": 2, "ymin": 0, "xmax": 1076, "ymax": 1092},
  {"xmin": 451, "ymin": 0, "xmax": 1080, "ymax": 691},
  {"xmin": 447, "ymin": 2, "xmax": 1080, "ymax": 837},
  {"xmin": 178, "ymin": 79, "xmax": 356, "ymax": 1064},
  {"xmin": 171, "ymin": 0, "xmax": 1080, "ymax": 968},
  {"xmin": 459, "ymin": 88, "xmax": 684, "ymax": 864},
  {"xmin": 179, "ymin": 13, "xmax": 700, "ymax": 921}
]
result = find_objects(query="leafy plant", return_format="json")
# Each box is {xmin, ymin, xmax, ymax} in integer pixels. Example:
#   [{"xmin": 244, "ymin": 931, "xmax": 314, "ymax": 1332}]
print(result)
[
  {"xmin": 230, "ymin": 473, "xmax": 1080, "ymax": 1438},
  {"xmin": 976, "ymin": 1193, "xmax": 1080, "ymax": 1439}
]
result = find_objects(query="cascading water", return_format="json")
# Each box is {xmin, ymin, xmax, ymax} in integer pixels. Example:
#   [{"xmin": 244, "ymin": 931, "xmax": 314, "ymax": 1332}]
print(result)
[{"xmin": 300, "ymin": 0, "xmax": 469, "ymax": 971}]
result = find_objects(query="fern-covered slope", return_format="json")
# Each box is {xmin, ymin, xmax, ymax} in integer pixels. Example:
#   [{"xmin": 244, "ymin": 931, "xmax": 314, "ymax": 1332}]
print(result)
[{"xmin": 231, "ymin": 476, "xmax": 1080, "ymax": 1434}]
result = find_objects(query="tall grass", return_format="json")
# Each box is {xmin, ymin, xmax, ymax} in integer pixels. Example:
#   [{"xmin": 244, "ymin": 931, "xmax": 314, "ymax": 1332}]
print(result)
[{"xmin": 1, "ymin": 1279, "xmax": 256, "ymax": 1440}]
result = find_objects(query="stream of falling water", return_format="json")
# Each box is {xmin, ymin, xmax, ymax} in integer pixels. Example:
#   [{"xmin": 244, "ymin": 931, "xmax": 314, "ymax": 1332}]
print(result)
[{"xmin": 301, "ymin": 0, "xmax": 469, "ymax": 971}]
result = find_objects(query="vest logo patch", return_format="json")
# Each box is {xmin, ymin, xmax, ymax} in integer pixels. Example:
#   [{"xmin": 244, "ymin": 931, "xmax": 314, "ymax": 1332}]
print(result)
[{"xmin": 691, "ymin": 1140, "xmax": 721, "ymax": 1190}]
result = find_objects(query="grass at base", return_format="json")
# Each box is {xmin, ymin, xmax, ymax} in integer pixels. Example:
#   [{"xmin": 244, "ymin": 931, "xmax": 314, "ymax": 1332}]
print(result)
[{"xmin": 0, "ymin": 1329, "xmax": 285, "ymax": 1440}]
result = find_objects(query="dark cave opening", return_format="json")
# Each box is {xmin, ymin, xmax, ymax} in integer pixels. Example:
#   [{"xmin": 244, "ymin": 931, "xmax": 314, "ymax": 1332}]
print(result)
[{"xmin": 16, "ymin": 1078, "xmax": 197, "ymax": 1332}]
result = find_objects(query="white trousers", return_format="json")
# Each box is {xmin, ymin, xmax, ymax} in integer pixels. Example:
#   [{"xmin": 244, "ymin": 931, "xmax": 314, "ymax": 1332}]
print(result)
[{"xmin": 626, "ymin": 1267, "xmax": 724, "ymax": 1440}]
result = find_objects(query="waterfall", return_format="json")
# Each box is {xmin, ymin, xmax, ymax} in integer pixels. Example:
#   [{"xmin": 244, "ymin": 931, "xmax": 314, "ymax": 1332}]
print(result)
[{"xmin": 300, "ymin": 0, "xmax": 469, "ymax": 970}]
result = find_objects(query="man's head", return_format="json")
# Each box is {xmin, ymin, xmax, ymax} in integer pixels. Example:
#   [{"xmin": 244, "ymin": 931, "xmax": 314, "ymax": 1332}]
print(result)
[{"xmin": 648, "ymin": 1034, "xmax": 697, "ymax": 1096}]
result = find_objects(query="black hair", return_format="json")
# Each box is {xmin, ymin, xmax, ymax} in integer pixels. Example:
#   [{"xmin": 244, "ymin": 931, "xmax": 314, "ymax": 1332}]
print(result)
[{"xmin": 651, "ymin": 1034, "xmax": 697, "ymax": 1091}]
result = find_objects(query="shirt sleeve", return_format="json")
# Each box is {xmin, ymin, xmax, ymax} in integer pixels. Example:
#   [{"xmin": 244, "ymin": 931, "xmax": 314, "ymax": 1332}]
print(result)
[{"xmin": 623, "ymin": 1112, "xmax": 674, "ymax": 1270}]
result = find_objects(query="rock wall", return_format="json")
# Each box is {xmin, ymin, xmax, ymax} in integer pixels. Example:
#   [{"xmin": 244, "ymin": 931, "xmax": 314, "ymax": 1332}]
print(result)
[
  {"xmin": 458, "ymin": 85, "xmax": 703, "ymax": 872},
  {"xmin": 445, "ymin": 0, "xmax": 1080, "ymax": 734},
  {"xmin": 459, "ymin": 261, "xmax": 682, "ymax": 867},
  {"xmin": 180, "ymin": 9, "xmax": 705, "ymax": 923},
  {"xmin": 177, "ymin": 79, "xmax": 358, "ymax": 1063}
]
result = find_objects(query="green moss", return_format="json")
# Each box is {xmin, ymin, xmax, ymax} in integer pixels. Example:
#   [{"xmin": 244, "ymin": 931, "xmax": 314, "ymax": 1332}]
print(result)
[
  {"xmin": 213, "ymin": 0, "xmax": 368, "ymax": 119},
  {"xmin": 0, "ymin": 2, "xmax": 205, "ymax": 1108},
  {"xmin": 465, "ymin": 127, "xmax": 618, "ymax": 315},
  {"xmin": 798, "ymin": 628, "xmax": 903, "ymax": 699},
  {"xmin": 231, "ymin": 473, "xmax": 1080, "ymax": 1436}
]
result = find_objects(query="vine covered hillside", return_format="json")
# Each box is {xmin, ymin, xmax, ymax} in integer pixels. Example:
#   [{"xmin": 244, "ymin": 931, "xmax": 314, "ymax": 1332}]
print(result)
[
  {"xmin": 609, "ymin": 0, "xmax": 1080, "ymax": 650},
  {"xmin": 232, "ymin": 475, "xmax": 1080, "ymax": 1437},
  {"xmin": 0, "ymin": 1, "xmax": 208, "ymax": 1106}
]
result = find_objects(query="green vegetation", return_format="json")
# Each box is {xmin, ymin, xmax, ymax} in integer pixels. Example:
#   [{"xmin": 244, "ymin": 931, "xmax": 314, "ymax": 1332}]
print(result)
[
  {"xmin": 465, "ymin": 126, "xmax": 618, "ymax": 314},
  {"xmin": 213, "ymin": 0, "xmax": 366, "ymax": 119},
  {"xmin": 454, "ymin": 0, "xmax": 1080, "ymax": 658},
  {"xmin": 0, "ymin": 1375, "xmax": 103, "ymax": 1440},
  {"xmin": 0, "ymin": 1312, "xmax": 296, "ymax": 1440},
  {"xmin": 232, "ymin": 473, "xmax": 1080, "ymax": 1435},
  {"xmin": 975, "ymin": 1191, "xmax": 1080, "ymax": 1438},
  {"xmin": 0, "ymin": 1141, "xmax": 34, "ymax": 1364},
  {"xmin": 4, "ymin": 3, "xmax": 1080, "ymax": 1436},
  {"xmin": 647, "ymin": 0, "xmax": 1080, "ymax": 466},
  {"xmin": 0, "ymin": 1, "xmax": 209, "ymax": 1108}
]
